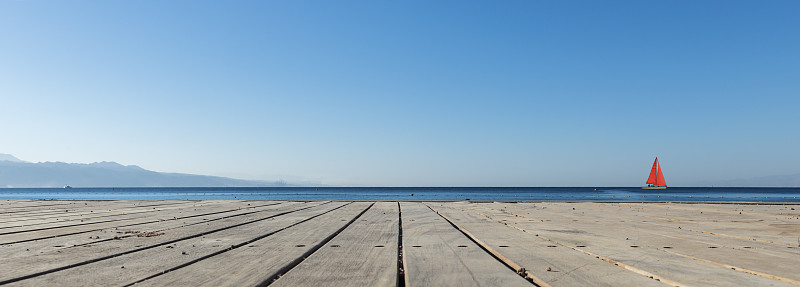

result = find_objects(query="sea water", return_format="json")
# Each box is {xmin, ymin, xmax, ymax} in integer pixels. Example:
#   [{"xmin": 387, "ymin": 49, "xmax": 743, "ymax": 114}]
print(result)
[{"xmin": 0, "ymin": 187, "xmax": 799, "ymax": 202}]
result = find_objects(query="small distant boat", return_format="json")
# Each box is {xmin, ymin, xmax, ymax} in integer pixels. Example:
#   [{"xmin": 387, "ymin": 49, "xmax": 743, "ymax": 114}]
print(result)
[
  {"xmin": 63, "ymin": 185, "xmax": 72, "ymax": 189},
  {"xmin": 643, "ymin": 157, "xmax": 667, "ymax": 190}
]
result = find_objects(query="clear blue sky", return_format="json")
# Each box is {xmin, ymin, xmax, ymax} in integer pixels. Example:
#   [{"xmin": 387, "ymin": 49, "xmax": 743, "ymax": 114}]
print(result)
[{"xmin": 1, "ymin": 1, "xmax": 798, "ymax": 186}]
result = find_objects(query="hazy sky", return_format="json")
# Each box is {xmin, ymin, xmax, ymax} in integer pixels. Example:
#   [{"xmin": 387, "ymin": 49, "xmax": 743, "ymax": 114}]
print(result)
[{"xmin": 1, "ymin": 1, "xmax": 798, "ymax": 186}]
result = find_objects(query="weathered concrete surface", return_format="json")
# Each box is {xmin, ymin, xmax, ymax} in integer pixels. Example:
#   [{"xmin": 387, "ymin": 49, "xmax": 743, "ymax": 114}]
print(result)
[{"xmin": 0, "ymin": 200, "xmax": 798, "ymax": 287}]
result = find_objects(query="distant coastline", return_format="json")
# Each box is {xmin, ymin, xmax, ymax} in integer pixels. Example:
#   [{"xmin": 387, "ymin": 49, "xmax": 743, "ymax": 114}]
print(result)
[
  {"xmin": 0, "ymin": 156, "xmax": 287, "ymax": 188},
  {"xmin": 2, "ymin": 153, "xmax": 798, "ymax": 188}
]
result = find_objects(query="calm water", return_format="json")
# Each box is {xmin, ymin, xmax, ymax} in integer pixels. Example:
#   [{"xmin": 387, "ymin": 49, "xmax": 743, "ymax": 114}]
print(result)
[{"xmin": 0, "ymin": 187, "xmax": 799, "ymax": 202}]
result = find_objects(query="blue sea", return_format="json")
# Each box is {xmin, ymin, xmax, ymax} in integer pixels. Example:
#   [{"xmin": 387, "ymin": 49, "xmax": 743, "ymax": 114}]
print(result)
[{"xmin": 0, "ymin": 187, "xmax": 799, "ymax": 202}]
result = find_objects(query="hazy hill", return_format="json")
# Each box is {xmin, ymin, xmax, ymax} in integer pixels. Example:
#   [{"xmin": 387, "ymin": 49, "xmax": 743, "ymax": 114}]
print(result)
[
  {"xmin": 0, "ymin": 155, "xmax": 284, "ymax": 188},
  {"xmin": 0, "ymin": 153, "xmax": 24, "ymax": 163}
]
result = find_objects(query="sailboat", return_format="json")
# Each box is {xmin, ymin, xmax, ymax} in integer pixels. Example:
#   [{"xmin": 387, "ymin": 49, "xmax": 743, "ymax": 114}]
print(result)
[{"xmin": 643, "ymin": 157, "xmax": 667, "ymax": 189}]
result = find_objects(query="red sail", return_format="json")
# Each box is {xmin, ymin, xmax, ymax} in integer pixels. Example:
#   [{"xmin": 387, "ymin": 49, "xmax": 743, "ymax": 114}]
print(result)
[
  {"xmin": 645, "ymin": 157, "xmax": 659, "ymax": 185},
  {"xmin": 655, "ymin": 162, "xmax": 667, "ymax": 186}
]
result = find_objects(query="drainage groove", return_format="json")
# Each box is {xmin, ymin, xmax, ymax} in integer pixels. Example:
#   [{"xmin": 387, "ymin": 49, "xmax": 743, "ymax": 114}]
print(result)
[
  {"xmin": 425, "ymin": 204, "xmax": 549, "ymax": 287},
  {"xmin": 257, "ymin": 202, "xmax": 376, "ymax": 287},
  {"xmin": 0, "ymin": 203, "xmax": 73, "ymax": 212},
  {"xmin": 0, "ymin": 202, "xmax": 292, "ymax": 246},
  {"xmin": 123, "ymin": 202, "xmax": 357, "ymax": 287},
  {"xmin": 0, "ymin": 202, "xmax": 331, "ymax": 286},
  {"xmin": 0, "ymin": 201, "xmax": 281, "ymax": 230},
  {"xmin": 69, "ymin": 203, "xmax": 292, "ymax": 248},
  {"xmin": 397, "ymin": 202, "xmax": 406, "ymax": 287},
  {"xmin": 0, "ymin": 201, "xmax": 189, "ymax": 220}
]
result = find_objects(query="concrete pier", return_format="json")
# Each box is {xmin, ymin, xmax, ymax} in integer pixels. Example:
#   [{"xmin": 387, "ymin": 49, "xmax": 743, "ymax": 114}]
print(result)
[{"xmin": 1, "ymin": 200, "xmax": 798, "ymax": 286}]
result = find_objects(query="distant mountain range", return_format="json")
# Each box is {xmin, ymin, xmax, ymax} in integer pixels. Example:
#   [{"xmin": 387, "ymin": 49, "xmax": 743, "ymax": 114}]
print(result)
[
  {"xmin": 0, "ymin": 153, "xmax": 286, "ymax": 188},
  {"xmin": 2, "ymin": 153, "xmax": 798, "ymax": 188},
  {"xmin": 0, "ymin": 154, "xmax": 24, "ymax": 163}
]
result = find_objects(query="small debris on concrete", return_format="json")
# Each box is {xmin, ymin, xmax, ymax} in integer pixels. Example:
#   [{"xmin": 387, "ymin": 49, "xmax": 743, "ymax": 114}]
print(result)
[{"xmin": 137, "ymin": 231, "xmax": 165, "ymax": 237}]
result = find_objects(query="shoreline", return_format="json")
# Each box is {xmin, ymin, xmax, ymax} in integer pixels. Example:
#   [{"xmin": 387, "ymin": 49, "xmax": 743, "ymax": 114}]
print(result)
[
  {"xmin": 2, "ymin": 186, "xmax": 799, "ymax": 202},
  {"xmin": 12, "ymin": 198, "xmax": 800, "ymax": 205}
]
